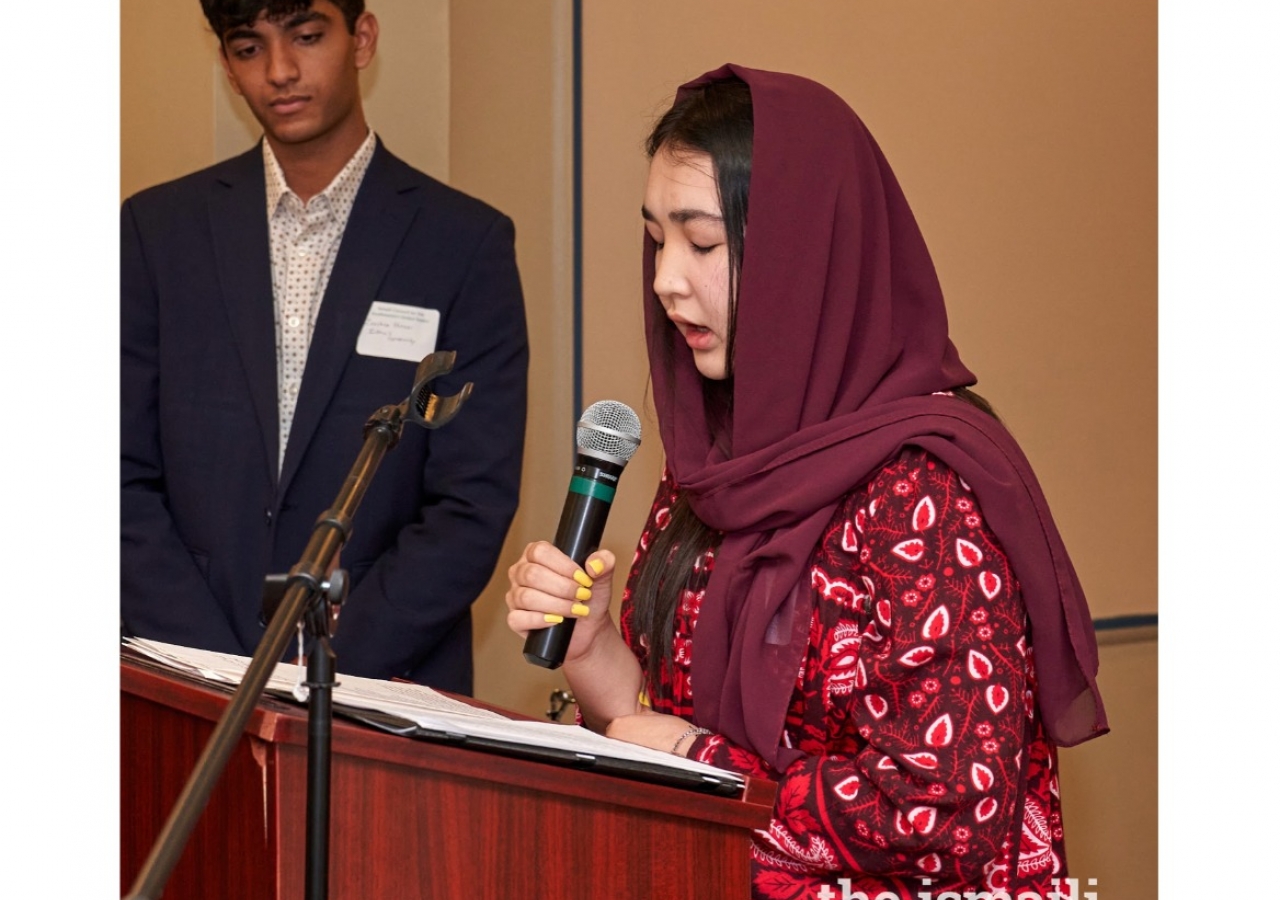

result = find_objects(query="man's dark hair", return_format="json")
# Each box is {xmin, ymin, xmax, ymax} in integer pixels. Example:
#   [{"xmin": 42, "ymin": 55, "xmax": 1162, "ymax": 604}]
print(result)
[{"xmin": 200, "ymin": 0, "xmax": 365, "ymax": 38}]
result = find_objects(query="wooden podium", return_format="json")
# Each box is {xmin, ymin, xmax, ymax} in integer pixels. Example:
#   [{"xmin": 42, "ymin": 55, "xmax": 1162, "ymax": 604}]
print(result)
[{"xmin": 121, "ymin": 660, "xmax": 775, "ymax": 899}]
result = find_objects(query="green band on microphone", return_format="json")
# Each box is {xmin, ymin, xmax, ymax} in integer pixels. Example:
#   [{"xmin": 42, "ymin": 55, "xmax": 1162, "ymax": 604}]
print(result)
[{"xmin": 569, "ymin": 475, "xmax": 615, "ymax": 503}]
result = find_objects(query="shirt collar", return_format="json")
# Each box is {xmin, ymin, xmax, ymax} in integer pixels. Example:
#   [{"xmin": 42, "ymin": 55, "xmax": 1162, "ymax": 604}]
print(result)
[{"xmin": 263, "ymin": 129, "xmax": 378, "ymax": 219}]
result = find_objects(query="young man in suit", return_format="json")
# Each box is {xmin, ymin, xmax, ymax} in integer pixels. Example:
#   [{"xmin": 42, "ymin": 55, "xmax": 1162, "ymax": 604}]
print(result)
[{"xmin": 120, "ymin": 0, "xmax": 528, "ymax": 693}]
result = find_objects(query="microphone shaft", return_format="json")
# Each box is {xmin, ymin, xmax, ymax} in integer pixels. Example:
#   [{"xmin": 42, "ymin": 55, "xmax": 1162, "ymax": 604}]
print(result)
[{"xmin": 523, "ymin": 456, "xmax": 623, "ymax": 668}]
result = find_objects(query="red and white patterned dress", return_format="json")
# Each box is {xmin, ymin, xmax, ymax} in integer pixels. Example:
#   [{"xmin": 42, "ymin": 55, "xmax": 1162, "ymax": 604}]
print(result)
[{"xmin": 620, "ymin": 447, "xmax": 1066, "ymax": 899}]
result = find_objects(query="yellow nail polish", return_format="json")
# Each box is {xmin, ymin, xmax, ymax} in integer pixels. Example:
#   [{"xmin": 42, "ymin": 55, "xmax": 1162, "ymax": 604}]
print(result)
[
  {"xmin": 575, "ymin": 586, "xmax": 592, "ymax": 602},
  {"xmin": 573, "ymin": 569, "xmax": 593, "ymax": 588},
  {"xmin": 571, "ymin": 603, "xmax": 591, "ymax": 618},
  {"xmin": 638, "ymin": 689, "xmax": 651, "ymax": 708},
  {"xmin": 588, "ymin": 558, "xmax": 605, "ymax": 576},
  {"xmin": 544, "ymin": 614, "xmax": 564, "ymax": 624}
]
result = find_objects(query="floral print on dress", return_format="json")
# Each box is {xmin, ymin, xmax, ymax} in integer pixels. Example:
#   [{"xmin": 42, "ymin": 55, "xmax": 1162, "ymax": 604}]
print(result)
[{"xmin": 619, "ymin": 447, "xmax": 1067, "ymax": 899}]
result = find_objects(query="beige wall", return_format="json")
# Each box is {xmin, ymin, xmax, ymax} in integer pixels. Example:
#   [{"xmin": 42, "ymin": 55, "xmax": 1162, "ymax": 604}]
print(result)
[
  {"xmin": 451, "ymin": 0, "xmax": 578, "ymax": 723},
  {"xmin": 120, "ymin": 0, "xmax": 217, "ymax": 200},
  {"xmin": 121, "ymin": 0, "xmax": 1155, "ymax": 892},
  {"xmin": 1059, "ymin": 631, "xmax": 1157, "ymax": 898}
]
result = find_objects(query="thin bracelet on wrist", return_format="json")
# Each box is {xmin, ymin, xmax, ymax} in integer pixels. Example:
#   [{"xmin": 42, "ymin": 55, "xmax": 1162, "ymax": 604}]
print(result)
[{"xmin": 671, "ymin": 725, "xmax": 712, "ymax": 756}]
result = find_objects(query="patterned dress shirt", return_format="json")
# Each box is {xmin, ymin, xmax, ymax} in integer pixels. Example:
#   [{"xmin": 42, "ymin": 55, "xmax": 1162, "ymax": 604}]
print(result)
[{"xmin": 263, "ymin": 130, "xmax": 377, "ymax": 472}]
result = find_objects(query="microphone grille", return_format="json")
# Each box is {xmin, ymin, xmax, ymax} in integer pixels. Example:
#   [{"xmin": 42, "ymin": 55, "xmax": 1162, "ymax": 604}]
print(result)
[{"xmin": 577, "ymin": 400, "xmax": 642, "ymax": 466}]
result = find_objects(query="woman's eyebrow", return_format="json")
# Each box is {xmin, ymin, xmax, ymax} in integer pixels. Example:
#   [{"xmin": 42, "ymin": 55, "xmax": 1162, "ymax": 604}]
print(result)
[{"xmin": 641, "ymin": 205, "xmax": 724, "ymax": 224}]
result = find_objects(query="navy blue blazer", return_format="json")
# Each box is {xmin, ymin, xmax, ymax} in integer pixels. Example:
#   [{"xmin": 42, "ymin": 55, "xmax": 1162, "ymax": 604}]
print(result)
[{"xmin": 120, "ymin": 141, "xmax": 528, "ymax": 693}]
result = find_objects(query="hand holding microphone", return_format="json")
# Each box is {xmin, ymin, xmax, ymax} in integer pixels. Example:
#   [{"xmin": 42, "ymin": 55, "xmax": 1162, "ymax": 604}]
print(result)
[{"xmin": 516, "ymin": 401, "xmax": 641, "ymax": 669}]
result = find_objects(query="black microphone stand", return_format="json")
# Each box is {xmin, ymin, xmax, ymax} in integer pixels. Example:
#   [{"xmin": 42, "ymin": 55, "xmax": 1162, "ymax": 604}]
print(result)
[{"xmin": 125, "ymin": 351, "xmax": 472, "ymax": 900}]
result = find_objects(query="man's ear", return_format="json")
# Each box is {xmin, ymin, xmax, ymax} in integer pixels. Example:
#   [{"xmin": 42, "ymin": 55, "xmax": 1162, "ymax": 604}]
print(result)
[
  {"xmin": 217, "ymin": 46, "xmax": 244, "ymax": 96},
  {"xmin": 352, "ymin": 12, "xmax": 379, "ymax": 71}
]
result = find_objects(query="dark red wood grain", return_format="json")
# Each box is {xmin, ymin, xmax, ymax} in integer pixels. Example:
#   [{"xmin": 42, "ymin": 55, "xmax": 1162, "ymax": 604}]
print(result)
[{"xmin": 121, "ymin": 660, "xmax": 774, "ymax": 899}]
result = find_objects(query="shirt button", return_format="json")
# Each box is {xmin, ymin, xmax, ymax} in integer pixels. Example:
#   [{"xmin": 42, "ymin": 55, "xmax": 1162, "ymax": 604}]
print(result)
[
  {"xmin": 288, "ymin": 383, "xmax": 299, "ymax": 396},
  {"xmin": 287, "ymin": 315, "xmax": 301, "ymax": 328}
]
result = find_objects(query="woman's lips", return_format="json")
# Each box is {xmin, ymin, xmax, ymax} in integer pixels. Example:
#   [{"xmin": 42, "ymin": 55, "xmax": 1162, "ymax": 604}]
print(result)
[
  {"xmin": 673, "ymin": 318, "xmax": 715, "ymax": 351},
  {"xmin": 682, "ymin": 326, "xmax": 715, "ymax": 351}
]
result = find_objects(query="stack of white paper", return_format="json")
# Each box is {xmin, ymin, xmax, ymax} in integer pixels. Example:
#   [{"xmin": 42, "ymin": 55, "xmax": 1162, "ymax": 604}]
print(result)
[{"xmin": 124, "ymin": 638, "xmax": 744, "ymax": 789}]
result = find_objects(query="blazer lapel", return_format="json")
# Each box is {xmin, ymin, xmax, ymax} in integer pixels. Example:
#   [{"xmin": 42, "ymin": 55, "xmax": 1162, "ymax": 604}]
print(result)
[
  {"xmin": 278, "ymin": 143, "xmax": 420, "ymax": 496},
  {"xmin": 207, "ymin": 146, "xmax": 280, "ymax": 484}
]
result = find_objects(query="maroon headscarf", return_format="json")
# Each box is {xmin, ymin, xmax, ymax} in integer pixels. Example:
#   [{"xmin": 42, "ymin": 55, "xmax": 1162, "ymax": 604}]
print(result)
[{"xmin": 643, "ymin": 64, "xmax": 1107, "ymax": 771}]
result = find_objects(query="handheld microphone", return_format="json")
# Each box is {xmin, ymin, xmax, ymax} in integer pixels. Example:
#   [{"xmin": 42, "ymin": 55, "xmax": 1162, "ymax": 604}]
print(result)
[{"xmin": 522, "ymin": 400, "xmax": 642, "ymax": 669}]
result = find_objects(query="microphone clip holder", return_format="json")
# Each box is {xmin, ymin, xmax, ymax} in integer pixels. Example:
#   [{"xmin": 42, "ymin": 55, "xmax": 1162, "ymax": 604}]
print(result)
[{"xmin": 260, "ymin": 569, "xmax": 348, "ymax": 638}]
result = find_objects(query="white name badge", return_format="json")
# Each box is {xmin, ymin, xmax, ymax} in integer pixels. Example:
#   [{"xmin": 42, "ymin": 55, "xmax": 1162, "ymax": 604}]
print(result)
[{"xmin": 356, "ymin": 301, "xmax": 440, "ymax": 362}]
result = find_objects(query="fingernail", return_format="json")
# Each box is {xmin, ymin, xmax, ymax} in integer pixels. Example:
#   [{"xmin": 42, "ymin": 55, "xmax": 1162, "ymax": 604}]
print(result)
[
  {"xmin": 544, "ymin": 614, "xmax": 564, "ymax": 624},
  {"xmin": 638, "ymin": 689, "xmax": 650, "ymax": 708},
  {"xmin": 575, "ymin": 586, "xmax": 592, "ymax": 602},
  {"xmin": 573, "ymin": 570, "xmax": 593, "ymax": 588},
  {"xmin": 588, "ymin": 558, "xmax": 605, "ymax": 576},
  {"xmin": 571, "ymin": 603, "xmax": 591, "ymax": 618}
]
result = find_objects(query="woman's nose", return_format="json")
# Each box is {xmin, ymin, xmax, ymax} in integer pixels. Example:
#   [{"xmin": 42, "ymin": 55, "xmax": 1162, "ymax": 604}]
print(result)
[{"xmin": 652, "ymin": 248, "xmax": 687, "ymax": 303}]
